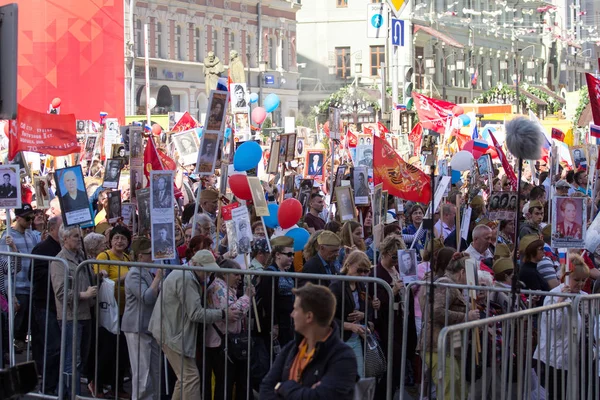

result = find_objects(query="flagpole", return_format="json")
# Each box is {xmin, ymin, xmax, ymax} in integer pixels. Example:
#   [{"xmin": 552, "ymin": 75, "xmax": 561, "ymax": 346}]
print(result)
[{"xmin": 144, "ymin": 24, "xmax": 151, "ymax": 127}]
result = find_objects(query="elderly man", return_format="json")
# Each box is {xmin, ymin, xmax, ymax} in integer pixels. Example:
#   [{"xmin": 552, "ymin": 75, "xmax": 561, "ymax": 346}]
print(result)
[
  {"xmin": 302, "ymin": 231, "xmax": 341, "ymax": 285},
  {"xmin": 433, "ymin": 203, "xmax": 456, "ymax": 240},
  {"xmin": 199, "ymin": 188, "xmax": 219, "ymax": 222},
  {"xmin": 260, "ymin": 283, "xmax": 357, "ymax": 399},
  {"xmin": 61, "ymin": 170, "xmax": 89, "ymax": 210},
  {"xmin": 465, "ymin": 224, "xmax": 494, "ymax": 263},
  {"xmin": 148, "ymin": 250, "xmax": 242, "ymax": 399}
]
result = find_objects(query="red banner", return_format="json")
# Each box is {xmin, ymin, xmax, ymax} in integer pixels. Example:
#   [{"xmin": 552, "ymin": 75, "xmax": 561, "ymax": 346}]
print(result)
[
  {"xmin": 586, "ymin": 73, "xmax": 600, "ymax": 126},
  {"xmin": 8, "ymin": 104, "xmax": 78, "ymax": 160},
  {"xmin": 171, "ymin": 111, "xmax": 198, "ymax": 133},
  {"xmin": 490, "ymin": 132, "xmax": 518, "ymax": 190},
  {"xmin": 411, "ymin": 92, "xmax": 455, "ymax": 134},
  {"xmin": 377, "ymin": 121, "xmax": 389, "ymax": 134},
  {"xmin": 373, "ymin": 134, "xmax": 431, "ymax": 203},
  {"xmin": 347, "ymin": 131, "xmax": 358, "ymax": 148},
  {"xmin": 408, "ymin": 123, "xmax": 423, "ymax": 156},
  {"xmin": 143, "ymin": 136, "xmax": 183, "ymax": 199},
  {"xmin": 551, "ymin": 127, "xmax": 565, "ymax": 142}
]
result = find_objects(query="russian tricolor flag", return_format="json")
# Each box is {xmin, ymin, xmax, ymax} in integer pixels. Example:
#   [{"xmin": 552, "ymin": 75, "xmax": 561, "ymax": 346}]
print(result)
[{"xmin": 590, "ymin": 123, "xmax": 600, "ymax": 138}]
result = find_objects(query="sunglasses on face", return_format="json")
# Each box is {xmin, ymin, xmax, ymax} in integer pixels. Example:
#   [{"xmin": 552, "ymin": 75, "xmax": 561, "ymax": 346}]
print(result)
[
  {"xmin": 21, "ymin": 216, "xmax": 33, "ymax": 222},
  {"xmin": 390, "ymin": 255, "xmax": 398, "ymax": 261},
  {"xmin": 357, "ymin": 268, "xmax": 370, "ymax": 274},
  {"xmin": 280, "ymin": 252, "xmax": 295, "ymax": 258}
]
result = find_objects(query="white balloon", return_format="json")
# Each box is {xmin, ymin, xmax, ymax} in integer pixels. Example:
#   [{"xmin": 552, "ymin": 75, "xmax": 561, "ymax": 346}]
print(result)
[
  {"xmin": 149, "ymin": 97, "xmax": 157, "ymax": 109},
  {"xmin": 452, "ymin": 117, "xmax": 463, "ymax": 130},
  {"xmin": 451, "ymin": 150, "xmax": 474, "ymax": 171}
]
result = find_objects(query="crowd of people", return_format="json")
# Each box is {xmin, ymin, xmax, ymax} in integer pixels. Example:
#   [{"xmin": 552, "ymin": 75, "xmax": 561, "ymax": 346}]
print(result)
[{"xmin": 0, "ymin": 116, "xmax": 600, "ymax": 400}]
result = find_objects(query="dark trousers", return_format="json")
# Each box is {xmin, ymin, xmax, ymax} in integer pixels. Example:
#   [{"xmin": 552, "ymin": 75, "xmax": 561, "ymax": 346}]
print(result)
[
  {"xmin": 204, "ymin": 346, "xmax": 248, "ymax": 400},
  {"xmin": 14, "ymin": 293, "xmax": 32, "ymax": 341},
  {"xmin": 32, "ymin": 306, "xmax": 61, "ymax": 394},
  {"xmin": 93, "ymin": 326, "xmax": 130, "ymax": 391}
]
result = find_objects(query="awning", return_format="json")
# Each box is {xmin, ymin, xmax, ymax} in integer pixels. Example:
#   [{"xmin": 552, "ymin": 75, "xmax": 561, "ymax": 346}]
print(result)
[{"xmin": 413, "ymin": 25, "xmax": 464, "ymax": 49}]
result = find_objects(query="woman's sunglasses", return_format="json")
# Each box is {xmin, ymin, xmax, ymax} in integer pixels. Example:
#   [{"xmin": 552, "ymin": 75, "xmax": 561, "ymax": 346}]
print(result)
[
  {"xmin": 357, "ymin": 268, "xmax": 370, "ymax": 274},
  {"xmin": 279, "ymin": 252, "xmax": 294, "ymax": 258}
]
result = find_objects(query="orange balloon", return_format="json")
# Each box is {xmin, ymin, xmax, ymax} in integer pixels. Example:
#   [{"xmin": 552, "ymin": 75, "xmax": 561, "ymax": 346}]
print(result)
[
  {"xmin": 151, "ymin": 123, "xmax": 162, "ymax": 135},
  {"xmin": 51, "ymin": 97, "xmax": 61, "ymax": 108}
]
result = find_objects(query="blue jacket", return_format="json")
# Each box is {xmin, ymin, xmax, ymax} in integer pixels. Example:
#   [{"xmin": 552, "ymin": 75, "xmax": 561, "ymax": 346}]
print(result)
[{"xmin": 259, "ymin": 323, "xmax": 357, "ymax": 399}]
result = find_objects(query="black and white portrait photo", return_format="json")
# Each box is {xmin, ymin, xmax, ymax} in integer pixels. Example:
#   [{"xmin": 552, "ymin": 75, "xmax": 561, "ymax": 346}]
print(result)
[
  {"xmin": 33, "ymin": 175, "xmax": 50, "ymax": 209},
  {"xmin": 172, "ymin": 130, "xmax": 199, "ymax": 166},
  {"xmin": 129, "ymin": 127, "xmax": 143, "ymax": 159},
  {"xmin": 353, "ymin": 166, "xmax": 370, "ymax": 205},
  {"xmin": 328, "ymin": 107, "xmax": 341, "ymax": 140},
  {"xmin": 103, "ymin": 159, "xmax": 122, "ymax": 189},
  {"xmin": 196, "ymin": 133, "xmax": 219, "ymax": 175},
  {"xmin": 267, "ymin": 140, "xmax": 280, "ymax": 174},
  {"xmin": 398, "ymin": 249, "xmax": 417, "ymax": 282},
  {"xmin": 107, "ymin": 190, "xmax": 122, "ymax": 223},
  {"xmin": 571, "ymin": 147, "xmax": 587, "ymax": 170},
  {"xmin": 356, "ymin": 145, "xmax": 373, "ymax": 168},
  {"xmin": 335, "ymin": 186, "xmax": 355, "ymax": 222},
  {"xmin": 0, "ymin": 165, "xmax": 21, "ymax": 209},
  {"xmin": 54, "ymin": 166, "xmax": 92, "ymax": 226},
  {"xmin": 151, "ymin": 172, "xmax": 173, "ymax": 210},
  {"xmin": 205, "ymin": 91, "xmax": 229, "ymax": 132},
  {"xmin": 83, "ymin": 135, "xmax": 97, "ymax": 161},
  {"xmin": 304, "ymin": 151, "xmax": 325, "ymax": 179},
  {"xmin": 295, "ymin": 138, "xmax": 305, "ymax": 158},
  {"xmin": 152, "ymin": 223, "xmax": 175, "ymax": 260},
  {"xmin": 231, "ymin": 83, "xmax": 248, "ymax": 114},
  {"xmin": 76, "ymin": 120, "xmax": 86, "ymax": 132},
  {"xmin": 248, "ymin": 177, "xmax": 269, "ymax": 216},
  {"xmin": 136, "ymin": 188, "xmax": 151, "ymax": 235},
  {"xmin": 285, "ymin": 133, "xmax": 297, "ymax": 162},
  {"xmin": 231, "ymin": 206, "xmax": 252, "ymax": 254}
]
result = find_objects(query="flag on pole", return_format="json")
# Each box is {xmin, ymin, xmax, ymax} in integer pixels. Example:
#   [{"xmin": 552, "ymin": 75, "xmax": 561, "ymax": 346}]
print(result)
[
  {"xmin": 347, "ymin": 130, "xmax": 358, "ymax": 148},
  {"xmin": 407, "ymin": 123, "xmax": 423, "ymax": 156},
  {"xmin": 377, "ymin": 121, "xmax": 390, "ymax": 134},
  {"xmin": 411, "ymin": 92, "xmax": 455, "ymax": 134},
  {"xmin": 490, "ymin": 131, "xmax": 518, "ymax": 190},
  {"xmin": 585, "ymin": 73, "xmax": 600, "ymax": 125},
  {"xmin": 373, "ymin": 134, "xmax": 431, "ymax": 203},
  {"xmin": 471, "ymin": 69, "xmax": 479, "ymax": 86},
  {"xmin": 590, "ymin": 123, "xmax": 600, "ymax": 138},
  {"xmin": 472, "ymin": 125, "xmax": 479, "ymax": 139},
  {"xmin": 144, "ymin": 136, "xmax": 183, "ymax": 199},
  {"xmin": 551, "ymin": 127, "xmax": 565, "ymax": 141}
]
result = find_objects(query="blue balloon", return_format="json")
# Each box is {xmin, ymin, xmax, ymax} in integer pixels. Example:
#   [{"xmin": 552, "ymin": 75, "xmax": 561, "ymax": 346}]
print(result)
[
  {"xmin": 459, "ymin": 114, "xmax": 471, "ymax": 126},
  {"xmin": 263, "ymin": 204, "xmax": 280, "ymax": 228},
  {"xmin": 249, "ymin": 93, "xmax": 259, "ymax": 104},
  {"xmin": 451, "ymin": 169, "xmax": 462, "ymax": 184},
  {"xmin": 224, "ymin": 127, "xmax": 232, "ymax": 140},
  {"xmin": 233, "ymin": 141, "xmax": 263, "ymax": 171},
  {"xmin": 264, "ymin": 93, "xmax": 280, "ymax": 113},
  {"xmin": 285, "ymin": 227, "xmax": 310, "ymax": 252},
  {"xmin": 480, "ymin": 125, "xmax": 496, "ymax": 141},
  {"xmin": 196, "ymin": 127, "xmax": 203, "ymax": 138}
]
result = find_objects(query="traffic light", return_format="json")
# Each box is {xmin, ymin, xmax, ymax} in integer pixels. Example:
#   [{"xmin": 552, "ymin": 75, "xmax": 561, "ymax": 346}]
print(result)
[{"xmin": 404, "ymin": 66, "xmax": 414, "ymax": 111}]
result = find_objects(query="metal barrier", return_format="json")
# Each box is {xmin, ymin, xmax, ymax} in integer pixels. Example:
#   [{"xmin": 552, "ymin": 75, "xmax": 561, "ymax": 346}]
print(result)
[
  {"xmin": 570, "ymin": 294, "xmax": 600, "ymax": 400},
  {"xmin": 71, "ymin": 259, "xmax": 396, "ymax": 400},
  {"xmin": 0, "ymin": 251, "xmax": 71, "ymax": 400}
]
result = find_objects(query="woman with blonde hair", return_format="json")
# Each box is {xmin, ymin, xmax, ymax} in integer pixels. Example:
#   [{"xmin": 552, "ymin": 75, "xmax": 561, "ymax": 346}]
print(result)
[
  {"xmin": 302, "ymin": 230, "xmax": 323, "ymax": 262},
  {"xmin": 329, "ymin": 251, "xmax": 380, "ymax": 377},
  {"xmin": 337, "ymin": 221, "xmax": 366, "ymax": 265}
]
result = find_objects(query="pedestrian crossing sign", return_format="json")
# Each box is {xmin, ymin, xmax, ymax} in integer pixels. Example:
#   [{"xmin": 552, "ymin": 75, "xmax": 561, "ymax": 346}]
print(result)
[{"xmin": 387, "ymin": 0, "xmax": 407, "ymax": 17}]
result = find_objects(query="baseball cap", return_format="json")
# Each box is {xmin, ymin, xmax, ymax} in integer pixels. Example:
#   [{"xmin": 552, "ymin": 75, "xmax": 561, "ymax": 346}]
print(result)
[
  {"xmin": 191, "ymin": 249, "xmax": 220, "ymax": 269},
  {"xmin": 14, "ymin": 204, "xmax": 34, "ymax": 218},
  {"xmin": 556, "ymin": 180, "xmax": 570, "ymax": 189},
  {"xmin": 252, "ymin": 238, "xmax": 270, "ymax": 254}
]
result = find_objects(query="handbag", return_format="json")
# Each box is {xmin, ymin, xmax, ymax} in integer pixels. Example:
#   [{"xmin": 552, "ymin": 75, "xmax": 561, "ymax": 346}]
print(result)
[
  {"xmin": 98, "ymin": 277, "xmax": 119, "ymax": 334},
  {"xmin": 354, "ymin": 377, "xmax": 376, "ymax": 400},
  {"xmin": 213, "ymin": 323, "xmax": 255, "ymax": 362},
  {"xmin": 364, "ymin": 333, "xmax": 386, "ymax": 378}
]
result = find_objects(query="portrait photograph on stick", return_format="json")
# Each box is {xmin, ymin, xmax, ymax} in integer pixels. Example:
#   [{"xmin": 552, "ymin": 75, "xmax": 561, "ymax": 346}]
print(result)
[
  {"xmin": 107, "ymin": 190, "xmax": 122, "ymax": 224},
  {"xmin": 552, "ymin": 196, "xmax": 586, "ymax": 248},
  {"xmin": 248, "ymin": 177, "xmax": 269, "ymax": 216},
  {"xmin": 267, "ymin": 140, "xmax": 280, "ymax": 175},
  {"xmin": 352, "ymin": 166, "xmax": 370, "ymax": 205},
  {"xmin": 103, "ymin": 158, "xmax": 122, "ymax": 189},
  {"xmin": 0, "ymin": 165, "xmax": 21, "ymax": 209},
  {"xmin": 231, "ymin": 205, "xmax": 252, "ymax": 254},
  {"xmin": 398, "ymin": 249, "xmax": 418, "ymax": 283},
  {"xmin": 285, "ymin": 133, "xmax": 297, "ymax": 162},
  {"xmin": 151, "ymin": 171, "xmax": 174, "ymax": 210},
  {"xmin": 152, "ymin": 222, "xmax": 176, "ymax": 260},
  {"xmin": 33, "ymin": 175, "xmax": 50, "ymax": 209},
  {"xmin": 54, "ymin": 165, "xmax": 92, "ymax": 226},
  {"xmin": 172, "ymin": 129, "xmax": 199, "ymax": 166},
  {"xmin": 196, "ymin": 133, "xmax": 219, "ymax": 175},
  {"xmin": 136, "ymin": 188, "xmax": 151, "ymax": 235},
  {"xmin": 335, "ymin": 186, "xmax": 356, "ymax": 222},
  {"xmin": 304, "ymin": 150, "xmax": 325, "ymax": 180},
  {"xmin": 83, "ymin": 135, "xmax": 97, "ymax": 161},
  {"xmin": 129, "ymin": 127, "xmax": 144, "ymax": 159},
  {"xmin": 205, "ymin": 90, "xmax": 229, "ymax": 132},
  {"xmin": 231, "ymin": 83, "xmax": 249, "ymax": 114}
]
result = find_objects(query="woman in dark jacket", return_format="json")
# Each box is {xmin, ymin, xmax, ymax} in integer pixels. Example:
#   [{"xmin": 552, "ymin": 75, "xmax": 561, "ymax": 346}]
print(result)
[
  {"xmin": 518, "ymin": 234, "xmax": 550, "ymax": 307},
  {"xmin": 370, "ymin": 236, "xmax": 418, "ymax": 393},
  {"xmin": 329, "ymin": 251, "xmax": 380, "ymax": 377}
]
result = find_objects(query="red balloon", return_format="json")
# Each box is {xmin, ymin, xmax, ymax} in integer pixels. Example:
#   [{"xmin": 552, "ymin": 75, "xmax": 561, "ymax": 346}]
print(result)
[
  {"xmin": 486, "ymin": 147, "xmax": 498, "ymax": 159},
  {"xmin": 229, "ymin": 174, "xmax": 253, "ymax": 200},
  {"xmin": 51, "ymin": 97, "xmax": 61, "ymax": 108},
  {"xmin": 452, "ymin": 105, "xmax": 464, "ymax": 116},
  {"xmin": 462, "ymin": 139, "xmax": 488, "ymax": 160},
  {"xmin": 278, "ymin": 198, "xmax": 302, "ymax": 229},
  {"xmin": 151, "ymin": 123, "xmax": 162, "ymax": 135}
]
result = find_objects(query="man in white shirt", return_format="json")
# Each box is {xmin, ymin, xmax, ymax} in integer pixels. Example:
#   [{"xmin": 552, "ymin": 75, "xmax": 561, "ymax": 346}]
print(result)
[
  {"xmin": 465, "ymin": 225, "xmax": 494, "ymax": 263},
  {"xmin": 433, "ymin": 203, "xmax": 456, "ymax": 240}
]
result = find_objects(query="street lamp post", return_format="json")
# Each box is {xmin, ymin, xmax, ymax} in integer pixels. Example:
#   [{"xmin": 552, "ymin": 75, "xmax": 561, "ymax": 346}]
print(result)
[
  {"xmin": 442, "ymin": 52, "xmax": 455, "ymax": 101},
  {"xmin": 515, "ymin": 44, "xmax": 535, "ymax": 114}
]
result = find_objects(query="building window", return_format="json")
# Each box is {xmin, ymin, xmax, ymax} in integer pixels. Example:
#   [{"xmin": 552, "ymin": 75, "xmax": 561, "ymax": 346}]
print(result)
[
  {"xmin": 175, "ymin": 26, "xmax": 182, "ymax": 60},
  {"xmin": 337, "ymin": 0, "xmax": 348, "ymax": 7},
  {"xmin": 135, "ymin": 19, "xmax": 143, "ymax": 57},
  {"xmin": 195, "ymin": 28, "xmax": 202, "ymax": 61},
  {"xmin": 269, "ymin": 37, "xmax": 276, "ymax": 70},
  {"xmin": 212, "ymin": 29, "xmax": 219, "ymax": 57},
  {"xmin": 157, "ymin": 22, "xmax": 163, "ymax": 58},
  {"xmin": 370, "ymin": 45, "xmax": 384, "ymax": 76},
  {"xmin": 335, "ymin": 47, "xmax": 351, "ymax": 79},
  {"xmin": 281, "ymin": 38, "xmax": 287, "ymax": 71},
  {"xmin": 229, "ymin": 30, "xmax": 236, "ymax": 53}
]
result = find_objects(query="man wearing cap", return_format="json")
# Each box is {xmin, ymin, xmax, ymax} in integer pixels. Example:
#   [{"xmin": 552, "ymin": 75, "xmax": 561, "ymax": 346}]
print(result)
[
  {"xmin": 537, "ymin": 225, "xmax": 560, "ymax": 289},
  {"xmin": 555, "ymin": 180, "xmax": 571, "ymax": 196},
  {"xmin": 519, "ymin": 200, "xmax": 544, "ymax": 239},
  {"xmin": 148, "ymin": 250, "xmax": 243, "ymax": 399},
  {"xmin": 302, "ymin": 231, "xmax": 341, "ymax": 285},
  {"xmin": 518, "ymin": 235, "xmax": 550, "ymax": 300},
  {"xmin": 200, "ymin": 188, "xmax": 219, "ymax": 222},
  {"xmin": 305, "ymin": 193, "xmax": 326, "ymax": 233},
  {"xmin": 490, "ymin": 258, "xmax": 526, "ymax": 313},
  {"xmin": 250, "ymin": 239, "xmax": 269, "ymax": 271},
  {"xmin": 0, "ymin": 203, "xmax": 41, "ymax": 354}
]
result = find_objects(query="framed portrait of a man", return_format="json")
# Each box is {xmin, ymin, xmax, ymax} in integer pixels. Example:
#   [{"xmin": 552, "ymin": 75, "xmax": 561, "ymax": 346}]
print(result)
[
  {"xmin": 295, "ymin": 137, "xmax": 305, "ymax": 159},
  {"xmin": 0, "ymin": 165, "xmax": 21, "ymax": 209},
  {"xmin": 204, "ymin": 90, "xmax": 229, "ymax": 132},
  {"xmin": 129, "ymin": 126, "xmax": 144, "ymax": 160},
  {"xmin": 328, "ymin": 107, "xmax": 341, "ymax": 140},
  {"xmin": 136, "ymin": 188, "xmax": 151, "ymax": 235},
  {"xmin": 107, "ymin": 190, "xmax": 122, "ymax": 224},
  {"xmin": 372, "ymin": 183, "xmax": 383, "ymax": 226},
  {"xmin": 571, "ymin": 146, "xmax": 588, "ymax": 170},
  {"xmin": 152, "ymin": 222, "xmax": 176, "ymax": 260},
  {"xmin": 352, "ymin": 166, "xmax": 370, "ymax": 205},
  {"xmin": 130, "ymin": 166, "xmax": 144, "ymax": 198},
  {"xmin": 234, "ymin": 113, "xmax": 250, "ymax": 134},
  {"xmin": 398, "ymin": 249, "xmax": 417, "ymax": 283},
  {"xmin": 279, "ymin": 135, "xmax": 289, "ymax": 162},
  {"xmin": 103, "ymin": 159, "xmax": 122, "ymax": 189},
  {"xmin": 231, "ymin": 83, "xmax": 249, "ymax": 114},
  {"xmin": 248, "ymin": 177, "xmax": 269, "ymax": 216},
  {"xmin": 335, "ymin": 186, "xmax": 356, "ymax": 222},
  {"xmin": 297, "ymin": 179, "xmax": 314, "ymax": 212},
  {"xmin": 33, "ymin": 175, "xmax": 50, "ymax": 209},
  {"xmin": 231, "ymin": 205, "xmax": 252, "ymax": 254},
  {"xmin": 150, "ymin": 171, "xmax": 173, "ymax": 210},
  {"xmin": 267, "ymin": 140, "xmax": 281, "ymax": 174},
  {"xmin": 356, "ymin": 145, "xmax": 373, "ymax": 168},
  {"xmin": 285, "ymin": 133, "xmax": 297, "ymax": 162},
  {"xmin": 172, "ymin": 129, "xmax": 199, "ymax": 166},
  {"xmin": 552, "ymin": 196, "xmax": 586, "ymax": 248},
  {"xmin": 54, "ymin": 165, "xmax": 93, "ymax": 226},
  {"xmin": 304, "ymin": 150, "xmax": 325, "ymax": 180},
  {"xmin": 121, "ymin": 203, "xmax": 135, "ymax": 231},
  {"xmin": 196, "ymin": 133, "xmax": 219, "ymax": 175},
  {"xmin": 83, "ymin": 135, "xmax": 98, "ymax": 161}
]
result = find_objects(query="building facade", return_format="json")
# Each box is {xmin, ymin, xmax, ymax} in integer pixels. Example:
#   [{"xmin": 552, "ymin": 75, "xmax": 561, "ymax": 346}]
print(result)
[{"xmin": 125, "ymin": 0, "xmax": 302, "ymax": 126}]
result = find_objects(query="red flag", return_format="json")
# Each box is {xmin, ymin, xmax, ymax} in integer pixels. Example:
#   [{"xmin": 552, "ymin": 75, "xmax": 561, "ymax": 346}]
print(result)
[
  {"xmin": 408, "ymin": 123, "xmax": 423, "ymax": 156},
  {"xmin": 171, "ymin": 111, "xmax": 198, "ymax": 133},
  {"xmin": 8, "ymin": 104, "xmax": 79, "ymax": 160},
  {"xmin": 586, "ymin": 73, "xmax": 600, "ymax": 125},
  {"xmin": 551, "ymin": 127, "xmax": 565, "ymax": 141},
  {"xmin": 411, "ymin": 92, "xmax": 455, "ymax": 134},
  {"xmin": 347, "ymin": 130, "xmax": 358, "ymax": 148},
  {"xmin": 363, "ymin": 126, "xmax": 374, "ymax": 136},
  {"xmin": 377, "ymin": 121, "xmax": 389, "ymax": 134},
  {"xmin": 373, "ymin": 134, "xmax": 431, "ymax": 203},
  {"xmin": 490, "ymin": 132, "xmax": 518, "ymax": 190},
  {"xmin": 144, "ymin": 136, "xmax": 183, "ymax": 199}
]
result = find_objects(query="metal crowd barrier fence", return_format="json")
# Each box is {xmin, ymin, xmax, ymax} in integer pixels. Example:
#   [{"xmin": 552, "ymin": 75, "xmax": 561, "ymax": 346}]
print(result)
[
  {"xmin": 570, "ymin": 294, "xmax": 600, "ymax": 400},
  {"xmin": 399, "ymin": 280, "xmax": 584, "ymax": 400},
  {"xmin": 71, "ymin": 259, "xmax": 396, "ymax": 400},
  {"xmin": 0, "ymin": 251, "xmax": 71, "ymax": 400}
]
